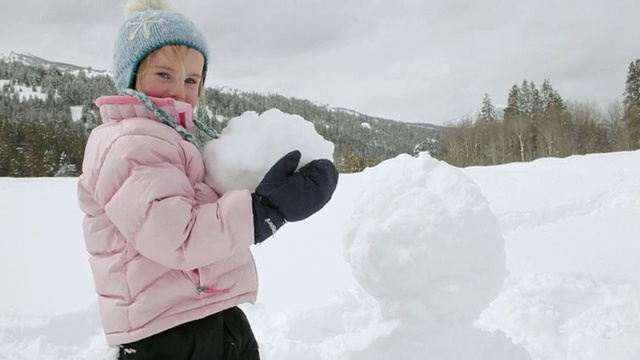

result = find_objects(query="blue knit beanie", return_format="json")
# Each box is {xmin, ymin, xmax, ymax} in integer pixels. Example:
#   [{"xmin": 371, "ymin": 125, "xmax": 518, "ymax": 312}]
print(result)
[{"xmin": 113, "ymin": 0, "xmax": 209, "ymax": 94}]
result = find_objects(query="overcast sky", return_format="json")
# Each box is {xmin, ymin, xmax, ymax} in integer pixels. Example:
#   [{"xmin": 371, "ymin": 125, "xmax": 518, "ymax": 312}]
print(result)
[{"xmin": 1, "ymin": 0, "xmax": 639, "ymax": 125}]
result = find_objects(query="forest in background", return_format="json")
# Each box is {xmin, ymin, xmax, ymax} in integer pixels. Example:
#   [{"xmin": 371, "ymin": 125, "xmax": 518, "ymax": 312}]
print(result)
[
  {"xmin": 420, "ymin": 60, "xmax": 640, "ymax": 166},
  {"xmin": 1, "ymin": 53, "xmax": 639, "ymax": 176}
]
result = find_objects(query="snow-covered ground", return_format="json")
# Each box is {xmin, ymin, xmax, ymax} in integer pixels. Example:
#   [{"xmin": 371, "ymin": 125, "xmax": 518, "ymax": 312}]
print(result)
[{"xmin": 1, "ymin": 149, "xmax": 639, "ymax": 359}]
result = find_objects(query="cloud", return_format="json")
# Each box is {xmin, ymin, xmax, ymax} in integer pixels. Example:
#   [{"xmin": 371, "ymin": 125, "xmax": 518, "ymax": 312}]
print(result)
[{"xmin": 1, "ymin": 0, "xmax": 639, "ymax": 124}]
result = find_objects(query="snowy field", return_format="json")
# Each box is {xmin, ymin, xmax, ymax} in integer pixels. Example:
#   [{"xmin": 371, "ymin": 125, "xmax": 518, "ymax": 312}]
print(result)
[{"xmin": 1, "ymin": 150, "xmax": 639, "ymax": 359}]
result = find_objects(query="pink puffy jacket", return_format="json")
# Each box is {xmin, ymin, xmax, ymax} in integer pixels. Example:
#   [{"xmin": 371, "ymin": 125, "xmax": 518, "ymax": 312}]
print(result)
[{"xmin": 77, "ymin": 95, "xmax": 257, "ymax": 346}]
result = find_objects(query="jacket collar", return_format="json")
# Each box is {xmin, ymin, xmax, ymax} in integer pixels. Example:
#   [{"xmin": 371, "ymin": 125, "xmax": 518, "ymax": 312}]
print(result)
[{"xmin": 95, "ymin": 95, "xmax": 194, "ymax": 132}]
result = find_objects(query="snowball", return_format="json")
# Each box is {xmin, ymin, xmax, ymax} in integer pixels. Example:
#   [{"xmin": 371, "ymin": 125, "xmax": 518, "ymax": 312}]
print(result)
[
  {"xmin": 203, "ymin": 108, "xmax": 335, "ymax": 194},
  {"xmin": 343, "ymin": 152, "xmax": 507, "ymax": 324}
]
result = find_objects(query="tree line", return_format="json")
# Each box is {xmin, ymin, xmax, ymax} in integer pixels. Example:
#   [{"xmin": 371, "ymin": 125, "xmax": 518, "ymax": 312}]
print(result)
[{"xmin": 419, "ymin": 60, "xmax": 640, "ymax": 167}]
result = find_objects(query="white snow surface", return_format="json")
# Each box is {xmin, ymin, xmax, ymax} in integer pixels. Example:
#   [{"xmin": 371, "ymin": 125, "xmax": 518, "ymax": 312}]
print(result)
[
  {"xmin": 70, "ymin": 106, "xmax": 83, "ymax": 122},
  {"xmin": 203, "ymin": 108, "xmax": 335, "ymax": 193},
  {"xmin": 1, "ymin": 111, "xmax": 640, "ymax": 359}
]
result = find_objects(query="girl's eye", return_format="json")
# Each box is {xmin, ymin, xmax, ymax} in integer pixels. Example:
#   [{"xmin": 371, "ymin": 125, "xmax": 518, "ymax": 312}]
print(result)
[
  {"xmin": 185, "ymin": 78, "xmax": 198, "ymax": 85},
  {"xmin": 157, "ymin": 72, "xmax": 170, "ymax": 79}
]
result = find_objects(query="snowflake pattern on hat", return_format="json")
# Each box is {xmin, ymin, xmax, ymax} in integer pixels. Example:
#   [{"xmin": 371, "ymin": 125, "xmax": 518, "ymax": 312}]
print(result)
[{"xmin": 126, "ymin": 11, "xmax": 166, "ymax": 41}]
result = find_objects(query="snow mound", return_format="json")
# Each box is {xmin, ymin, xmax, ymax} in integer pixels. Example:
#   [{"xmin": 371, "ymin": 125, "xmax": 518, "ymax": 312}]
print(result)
[
  {"xmin": 341, "ymin": 152, "xmax": 529, "ymax": 359},
  {"xmin": 343, "ymin": 152, "xmax": 507, "ymax": 323}
]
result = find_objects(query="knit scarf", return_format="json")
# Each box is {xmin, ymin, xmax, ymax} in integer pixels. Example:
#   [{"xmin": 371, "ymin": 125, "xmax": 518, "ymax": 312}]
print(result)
[{"xmin": 122, "ymin": 89, "xmax": 219, "ymax": 146}]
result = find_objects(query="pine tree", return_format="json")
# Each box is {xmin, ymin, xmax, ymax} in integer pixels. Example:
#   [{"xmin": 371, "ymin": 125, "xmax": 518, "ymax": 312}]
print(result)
[
  {"xmin": 479, "ymin": 93, "xmax": 497, "ymax": 123},
  {"xmin": 518, "ymin": 80, "xmax": 532, "ymax": 116},
  {"xmin": 622, "ymin": 59, "xmax": 640, "ymax": 148},
  {"xmin": 503, "ymin": 83, "xmax": 530, "ymax": 162},
  {"xmin": 503, "ymin": 85, "xmax": 520, "ymax": 120}
]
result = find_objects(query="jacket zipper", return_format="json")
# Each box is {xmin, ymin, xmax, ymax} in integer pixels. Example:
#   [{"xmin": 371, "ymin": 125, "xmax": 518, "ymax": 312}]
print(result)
[{"xmin": 182, "ymin": 270, "xmax": 230, "ymax": 295}]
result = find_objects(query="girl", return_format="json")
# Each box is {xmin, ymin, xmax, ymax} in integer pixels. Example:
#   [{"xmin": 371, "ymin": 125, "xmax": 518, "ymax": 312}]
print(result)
[{"xmin": 77, "ymin": 1, "xmax": 338, "ymax": 359}]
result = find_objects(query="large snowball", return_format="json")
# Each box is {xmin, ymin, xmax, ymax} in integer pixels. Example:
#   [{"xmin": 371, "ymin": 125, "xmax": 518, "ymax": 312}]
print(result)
[
  {"xmin": 343, "ymin": 153, "xmax": 508, "ymax": 324},
  {"xmin": 203, "ymin": 108, "xmax": 335, "ymax": 194}
]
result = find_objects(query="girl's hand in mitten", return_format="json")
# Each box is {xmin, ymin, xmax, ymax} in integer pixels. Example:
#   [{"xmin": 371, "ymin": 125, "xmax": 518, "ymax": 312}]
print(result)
[
  {"xmin": 251, "ymin": 150, "xmax": 339, "ymax": 242},
  {"xmin": 251, "ymin": 193, "xmax": 286, "ymax": 244}
]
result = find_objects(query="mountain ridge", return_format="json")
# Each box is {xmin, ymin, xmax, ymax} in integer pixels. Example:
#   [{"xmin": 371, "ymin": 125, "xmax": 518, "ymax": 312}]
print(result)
[{"xmin": 0, "ymin": 51, "xmax": 109, "ymax": 76}]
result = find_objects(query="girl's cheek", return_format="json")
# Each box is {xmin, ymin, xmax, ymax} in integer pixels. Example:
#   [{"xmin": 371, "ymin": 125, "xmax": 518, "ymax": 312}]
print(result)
[{"xmin": 140, "ymin": 81, "xmax": 166, "ymax": 98}]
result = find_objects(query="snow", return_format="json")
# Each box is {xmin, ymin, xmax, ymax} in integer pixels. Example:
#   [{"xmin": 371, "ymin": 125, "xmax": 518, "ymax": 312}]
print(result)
[
  {"xmin": 1, "ymin": 107, "xmax": 640, "ymax": 359},
  {"xmin": 214, "ymin": 113, "xmax": 225, "ymax": 123},
  {"xmin": 344, "ymin": 154, "xmax": 507, "ymax": 324},
  {"xmin": 70, "ymin": 106, "xmax": 84, "ymax": 122}
]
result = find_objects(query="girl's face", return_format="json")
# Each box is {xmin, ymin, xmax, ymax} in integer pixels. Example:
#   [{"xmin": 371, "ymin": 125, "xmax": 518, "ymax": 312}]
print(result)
[{"xmin": 136, "ymin": 45, "xmax": 205, "ymax": 108}]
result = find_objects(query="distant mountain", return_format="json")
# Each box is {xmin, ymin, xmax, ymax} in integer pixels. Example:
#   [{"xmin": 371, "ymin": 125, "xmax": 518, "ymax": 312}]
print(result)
[{"xmin": 0, "ymin": 51, "xmax": 109, "ymax": 77}]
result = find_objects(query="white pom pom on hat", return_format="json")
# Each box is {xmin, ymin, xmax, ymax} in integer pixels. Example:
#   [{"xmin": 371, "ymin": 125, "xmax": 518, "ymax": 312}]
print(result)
[{"xmin": 124, "ymin": 0, "xmax": 171, "ymax": 17}]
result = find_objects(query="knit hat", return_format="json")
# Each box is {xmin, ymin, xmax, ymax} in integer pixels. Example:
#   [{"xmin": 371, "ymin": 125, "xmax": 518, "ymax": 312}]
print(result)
[{"xmin": 113, "ymin": 0, "xmax": 209, "ymax": 94}]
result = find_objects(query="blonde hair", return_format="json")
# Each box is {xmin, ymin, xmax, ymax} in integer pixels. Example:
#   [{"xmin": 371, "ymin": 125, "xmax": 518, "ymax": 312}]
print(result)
[{"xmin": 134, "ymin": 44, "xmax": 206, "ymax": 102}]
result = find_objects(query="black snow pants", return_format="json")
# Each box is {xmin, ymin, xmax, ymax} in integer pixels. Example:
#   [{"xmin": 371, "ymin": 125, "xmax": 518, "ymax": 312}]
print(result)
[{"xmin": 118, "ymin": 306, "xmax": 260, "ymax": 360}]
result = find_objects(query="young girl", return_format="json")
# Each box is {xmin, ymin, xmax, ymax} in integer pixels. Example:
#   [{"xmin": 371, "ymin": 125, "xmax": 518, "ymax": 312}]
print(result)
[{"xmin": 77, "ymin": 1, "xmax": 338, "ymax": 359}]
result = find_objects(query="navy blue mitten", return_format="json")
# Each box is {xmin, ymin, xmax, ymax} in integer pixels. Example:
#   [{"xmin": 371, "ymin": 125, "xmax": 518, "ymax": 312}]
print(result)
[{"xmin": 251, "ymin": 150, "xmax": 339, "ymax": 243}]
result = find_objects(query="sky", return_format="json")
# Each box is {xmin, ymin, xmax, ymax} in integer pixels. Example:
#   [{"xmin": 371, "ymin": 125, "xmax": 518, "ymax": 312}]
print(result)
[
  {"xmin": 1, "ymin": 0, "xmax": 639, "ymax": 125},
  {"xmin": 1, "ymin": 103, "xmax": 640, "ymax": 358}
]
